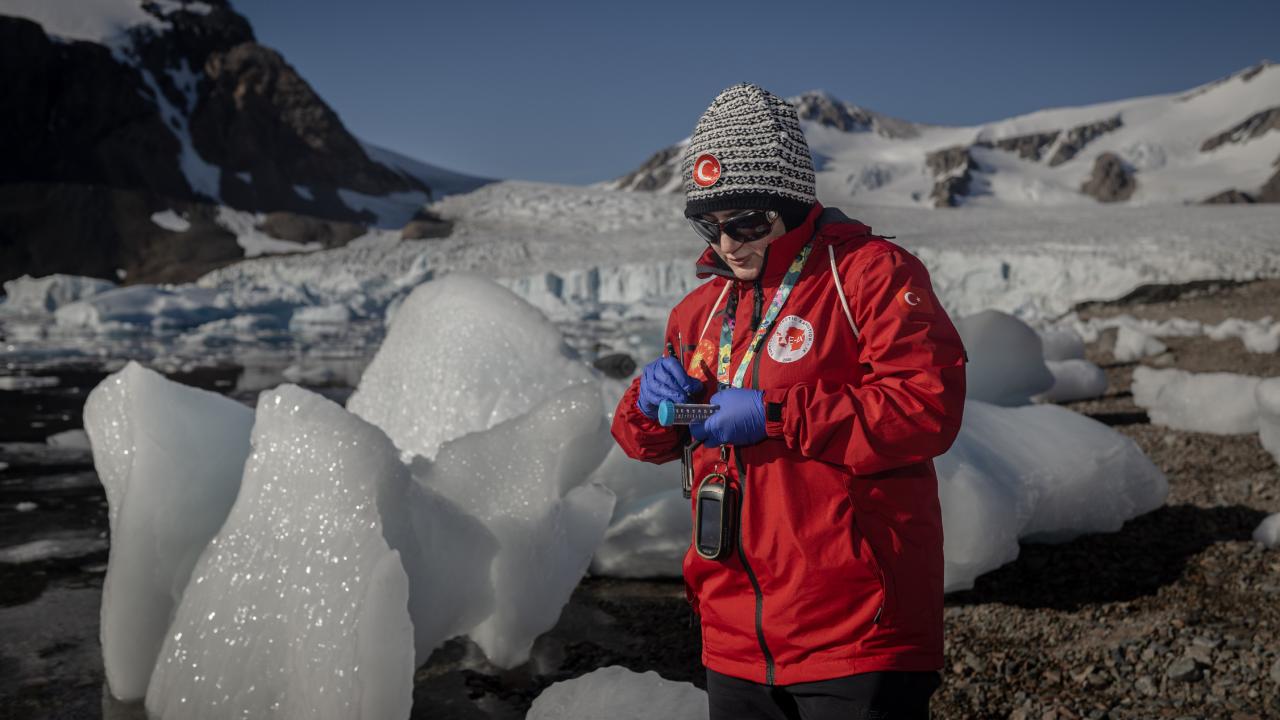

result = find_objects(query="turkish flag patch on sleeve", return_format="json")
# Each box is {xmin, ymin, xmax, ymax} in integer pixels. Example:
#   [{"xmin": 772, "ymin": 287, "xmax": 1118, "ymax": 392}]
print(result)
[{"xmin": 896, "ymin": 286, "xmax": 934, "ymax": 314}]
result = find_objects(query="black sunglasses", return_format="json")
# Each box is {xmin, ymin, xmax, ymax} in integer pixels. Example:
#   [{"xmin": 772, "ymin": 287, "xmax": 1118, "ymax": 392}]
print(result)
[{"xmin": 688, "ymin": 209, "xmax": 779, "ymax": 245}]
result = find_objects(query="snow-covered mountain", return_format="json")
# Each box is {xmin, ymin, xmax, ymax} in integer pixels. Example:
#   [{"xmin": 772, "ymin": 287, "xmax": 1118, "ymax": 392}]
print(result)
[
  {"xmin": 608, "ymin": 63, "xmax": 1280, "ymax": 208},
  {"xmin": 0, "ymin": 0, "xmax": 490, "ymax": 284}
]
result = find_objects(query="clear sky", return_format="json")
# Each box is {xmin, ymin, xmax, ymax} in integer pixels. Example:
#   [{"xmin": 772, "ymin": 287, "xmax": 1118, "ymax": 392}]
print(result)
[{"xmin": 233, "ymin": 0, "xmax": 1279, "ymax": 185}]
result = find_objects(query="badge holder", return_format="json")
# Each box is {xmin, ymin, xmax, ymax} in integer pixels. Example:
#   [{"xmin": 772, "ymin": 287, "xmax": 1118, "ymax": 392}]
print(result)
[{"xmin": 693, "ymin": 462, "xmax": 737, "ymax": 561}]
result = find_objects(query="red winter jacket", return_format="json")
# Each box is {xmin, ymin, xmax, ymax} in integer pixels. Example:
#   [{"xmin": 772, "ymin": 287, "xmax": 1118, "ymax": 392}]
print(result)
[{"xmin": 611, "ymin": 202, "xmax": 967, "ymax": 685}]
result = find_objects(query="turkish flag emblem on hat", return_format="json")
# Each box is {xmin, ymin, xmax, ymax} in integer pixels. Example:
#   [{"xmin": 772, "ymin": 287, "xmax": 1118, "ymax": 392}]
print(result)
[{"xmin": 692, "ymin": 153, "xmax": 722, "ymax": 188}]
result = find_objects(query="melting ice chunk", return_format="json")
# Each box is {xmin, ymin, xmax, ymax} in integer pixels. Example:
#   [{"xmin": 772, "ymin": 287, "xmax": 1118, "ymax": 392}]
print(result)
[
  {"xmin": 589, "ymin": 446, "xmax": 690, "ymax": 578},
  {"xmin": 939, "ymin": 400, "xmax": 1168, "ymax": 591},
  {"xmin": 1254, "ymin": 378, "xmax": 1280, "ymax": 466},
  {"xmin": 1035, "ymin": 359, "xmax": 1108, "ymax": 403},
  {"xmin": 146, "ymin": 385, "xmax": 414, "ymax": 719},
  {"xmin": 83, "ymin": 361, "xmax": 253, "ymax": 701},
  {"xmin": 348, "ymin": 273, "xmax": 595, "ymax": 460},
  {"xmin": 527, "ymin": 666, "xmax": 708, "ymax": 720},
  {"xmin": 1132, "ymin": 366, "xmax": 1262, "ymax": 434},
  {"xmin": 412, "ymin": 381, "xmax": 615, "ymax": 668},
  {"xmin": 956, "ymin": 310, "xmax": 1055, "ymax": 406}
]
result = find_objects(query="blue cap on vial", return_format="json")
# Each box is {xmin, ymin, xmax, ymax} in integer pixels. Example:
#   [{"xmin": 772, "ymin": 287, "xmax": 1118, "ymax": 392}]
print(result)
[{"xmin": 658, "ymin": 400, "xmax": 675, "ymax": 427}]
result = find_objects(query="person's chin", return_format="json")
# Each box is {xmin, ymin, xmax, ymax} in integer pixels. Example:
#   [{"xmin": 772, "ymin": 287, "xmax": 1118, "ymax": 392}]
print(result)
[{"xmin": 731, "ymin": 266, "xmax": 761, "ymax": 281}]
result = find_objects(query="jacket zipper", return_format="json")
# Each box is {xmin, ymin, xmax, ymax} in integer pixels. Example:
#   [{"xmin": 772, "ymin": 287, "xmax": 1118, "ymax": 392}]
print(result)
[{"xmin": 734, "ymin": 278, "xmax": 776, "ymax": 685}]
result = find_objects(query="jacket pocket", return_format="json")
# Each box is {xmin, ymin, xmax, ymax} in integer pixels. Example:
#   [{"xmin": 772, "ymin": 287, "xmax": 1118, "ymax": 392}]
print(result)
[{"xmin": 850, "ymin": 506, "xmax": 894, "ymax": 626}]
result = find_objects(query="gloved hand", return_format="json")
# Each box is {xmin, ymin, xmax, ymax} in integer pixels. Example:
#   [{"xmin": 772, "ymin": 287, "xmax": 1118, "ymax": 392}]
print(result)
[
  {"xmin": 637, "ymin": 356, "xmax": 704, "ymax": 421},
  {"xmin": 690, "ymin": 388, "xmax": 766, "ymax": 447}
]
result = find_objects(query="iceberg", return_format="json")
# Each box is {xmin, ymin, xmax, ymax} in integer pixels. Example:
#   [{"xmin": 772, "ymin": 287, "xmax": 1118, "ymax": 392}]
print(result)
[
  {"xmin": 83, "ymin": 362, "xmax": 254, "ymax": 701},
  {"xmin": 411, "ymin": 381, "xmax": 615, "ymax": 668},
  {"xmin": 146, "ymin": 385, "xmax": 415, "ymax": 720},
  {"xmin": 348, "ymin": 274, "xmax": 595, "ymax": 460}
]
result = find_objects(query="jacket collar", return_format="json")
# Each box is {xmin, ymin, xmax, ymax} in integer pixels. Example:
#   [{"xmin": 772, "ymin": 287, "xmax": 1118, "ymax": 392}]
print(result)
[{"xmin": 695, "ymin": 202, "xmax": 827, "ymax": 282}]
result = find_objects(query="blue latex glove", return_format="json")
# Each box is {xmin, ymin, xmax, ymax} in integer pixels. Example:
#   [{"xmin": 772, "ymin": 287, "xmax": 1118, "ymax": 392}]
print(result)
[
  {"xmin": 690, "ymin": 388, "xmax": 766, "ymax": 447},
  {"xmin": 637, "ymin": 356, "xmax": 704, "ymax": 420}
]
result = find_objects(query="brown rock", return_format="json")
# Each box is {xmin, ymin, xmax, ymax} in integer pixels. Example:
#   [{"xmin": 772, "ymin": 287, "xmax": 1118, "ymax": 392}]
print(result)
[
  {"xmin": 1201, "ymin": 189, "xmax": 1256, "ymax": 204},
  {"xmin": 1048, "ymin": 116, "xmax": 1123, "ymax": 166},
  {"xmin": 256, "ymin": 212, "xmax": 366, "ymax": 248},
  {"xmin": 992, "ymin": 131, "xmax": 1061, "ymax": 161},
  {"xmin": 611, "ymin": 144, "xmax": 683, "ymax": 193},
  {"xmin": 1081, "ymin": 153, "xmax": 1137, "ymax": 202},
  {"xmin": 1201, "ymin": 107, "xmax": 1280, "ymax": 152}
]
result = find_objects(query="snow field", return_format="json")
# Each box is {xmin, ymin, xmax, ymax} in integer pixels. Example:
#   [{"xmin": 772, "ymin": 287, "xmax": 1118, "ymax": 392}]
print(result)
[{"xmin": 1255, "ymin": 378, "xmax": 1280, "ymax": 465}]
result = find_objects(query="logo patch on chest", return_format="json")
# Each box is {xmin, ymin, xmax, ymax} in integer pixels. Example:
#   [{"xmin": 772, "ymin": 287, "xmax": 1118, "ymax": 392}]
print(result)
[{"xmin": 767, "ymin": 315, "xmax": 815, "ymax": 363}]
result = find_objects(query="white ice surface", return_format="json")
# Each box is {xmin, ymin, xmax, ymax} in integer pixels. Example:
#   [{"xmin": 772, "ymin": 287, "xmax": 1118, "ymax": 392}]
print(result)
[
  {"xmin": 1132, "ymin": 366, "xmax": 1262, "ymax": 434},
  {"xmin": 1113, "ymin": 325, "xmax": 1168, "ymax": 362},
  {"xmin": 1, "ymin": 0, "xmax": 169, "ymax": 50},
  {"xmin": 214, "ymin": 207, "xmax": 324, "ymax": 258},
  {"xmin": 348, "ymin": 274, "xmax": 595, "ymax": 460},
  {"xmin": 0, "ymin": 537, "xmax": 108, "ymax": 563},
  {"xmin": 410, "ymin": 381, "xmax": 615, "ymax": 668},
  {"xmin": 938, "ymin": 400, "xmax": 1168, "ymax": 590},
  {"xmin": 1035, "ymin": 359, "xmax": 1108, "ymax": 404},
  {"xmin": 46, "ymin": 429, "xmax": 91, "ymax": 449},
  {"xmin": 956, "ymin": 310, "xmax": 1054, "ymax": 406},
  {"xmin": 83, "ymin": 362, "xmax": 253, "ymax": 701},
  {"xmin": 1256, "ymin": 379, "xmax": 1280, "ymax": 465},
  {"xmin": 1255, "ymin": 513, "xmax": 1280, "ymax": 549},
  {"xmin": 1, "ymin": 274, "xmax": 115, "ymax": 314},
  {"xmin": 150, "ymin": 209, "xmax": 190, "ymax": 233},
  {"xmin": 0, "ymin": 376, "xmax": 60, "ymax": 390},
  {"xmin": 527, "ymin": 666, "xmax": 708, "ymax": 720},
  {"xmin": 1038, "ymin": 327, "xmax": 1086, "ymax": 362},
  {"xmin": 145, "ymin": 385, "xmax": 414, "ymax": 720}
]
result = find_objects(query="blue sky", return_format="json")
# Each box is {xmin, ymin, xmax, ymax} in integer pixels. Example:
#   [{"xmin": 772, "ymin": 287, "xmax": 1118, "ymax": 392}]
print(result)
[{"xmin": 234, "ymin": 0, "xmax": 1279, "ymax": 185}]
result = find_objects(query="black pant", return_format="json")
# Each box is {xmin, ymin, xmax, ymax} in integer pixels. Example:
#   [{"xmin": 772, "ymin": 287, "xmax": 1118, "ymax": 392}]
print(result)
[{"xmin": 706, "ymin": 668, "xmax": 941, "ymax": 720}]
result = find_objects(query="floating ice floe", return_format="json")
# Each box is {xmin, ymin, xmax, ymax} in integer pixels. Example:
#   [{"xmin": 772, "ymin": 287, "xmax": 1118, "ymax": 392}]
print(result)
[
  {"xmin": 1, "ymin": 273, "xmax": 116, "ymax": 314},
  {"xmin": 527, "ymin": 666, "xmax": 708, "ymax": 720},
  {"xmin": 46, "ymin": 429, "xmax": 91, "ymax": 449},
  {"xmin": 146, "ymin": 385, "xmax": 416, "ymax": 720},
  {"xmin": 1255, "ymin": 513, "xmax": 1280, "ymax": 549},
  {"xmin": 83, "ymin": 362, "xmax": 254, "ymax": 701},
  {"xmin": 1132, "ymin": 366, "xmax": 1262, "ymax": 434},
  {"xmin": 956, "ymin": 310, "xmax": 1054, "ymax": 406},
  {"xmin": 0, "ymin": 537, "xmax": 107, "ymax": 563}
]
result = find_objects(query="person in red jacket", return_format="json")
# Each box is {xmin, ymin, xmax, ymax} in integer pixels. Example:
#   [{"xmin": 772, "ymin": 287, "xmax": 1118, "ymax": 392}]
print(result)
[{"xmin": 611, "ymin": 83, "xmax": 967, "ymax": 719}]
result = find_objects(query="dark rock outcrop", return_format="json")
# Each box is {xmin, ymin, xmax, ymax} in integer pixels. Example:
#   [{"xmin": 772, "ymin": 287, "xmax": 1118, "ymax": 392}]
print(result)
[
  {"xmin": 1200, "ymin": 189, "xmax": 1256, "ymax": 204},
  {"xmin": 925, "ymin": 146, "xmax": 978, "ymax": 208},
  {"xmin": 987, "ymin": 131, "xmax": 1061, "ymax": 161},
  {"xmin": 399, "ymin": 209, "xmax": 453, "ymax": 240},
  {"xmin": 0, "ymin": 1, "xmax": 433, "ymax": 283},
  {"xmin": 0, "ymin": 183, "xmax": 242, "ymax": 285},
  {"xmin": 191, "ymin": 42, "xmax": 425, "ymax": 216},
  {"xmin": 1200, "ymin": 107, "xmax": 1280, "ymax": 152},
  {"xmin": 255, "ymin": 213, "xmax": 366, "ymax": 249},
  {"xmin": 1081, "ymin": 153, "xmax": 1137, "ymax": 202},
  {"xmin": 1048, "ymin": 116, "xmax": 1123, "ymax": 166},
  {"xmin": 611, "ymin": 144, "xmax": 683, "ymax": 193},
  {"xmin": 793, "ymin": 92, "xmax": 919, "ymax": 139}
]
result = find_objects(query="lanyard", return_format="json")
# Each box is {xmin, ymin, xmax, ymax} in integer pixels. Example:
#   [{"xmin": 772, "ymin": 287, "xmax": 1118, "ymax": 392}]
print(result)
[{"xmin": 716, "ymin": 243, "xmax": 815, "ymax": 388}]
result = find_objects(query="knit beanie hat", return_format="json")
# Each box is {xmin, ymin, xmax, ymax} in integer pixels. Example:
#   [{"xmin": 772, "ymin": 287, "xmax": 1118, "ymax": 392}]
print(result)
[{"xmin": 683, "ymin": 83, "xmax": 817, "ymax": 229}]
